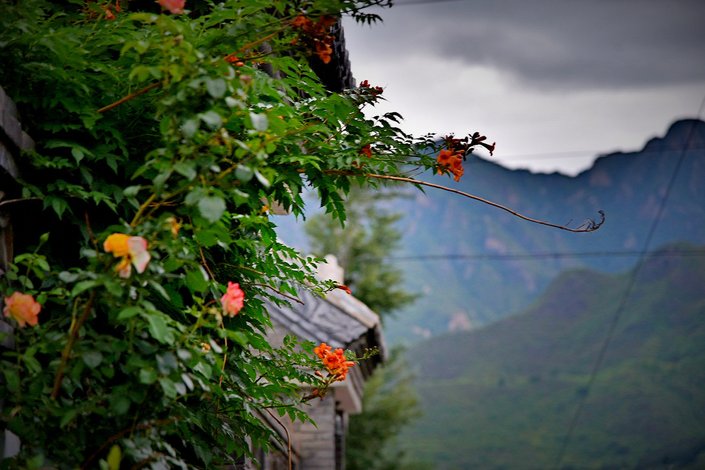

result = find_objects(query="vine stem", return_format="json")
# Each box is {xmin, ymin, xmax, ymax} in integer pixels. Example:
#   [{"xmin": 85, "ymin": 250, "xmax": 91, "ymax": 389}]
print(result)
[
  {"xmin": 235, "ymin": 29, "xmax": 283, "ymax": 55},
  {"xmin": 219, "ymin": 321, "xmax": 229, "ymax": 387},
  {"xmin": 81, "ymin": 418, "xmax": 176, "ymax": 470},
  {"xmin": 319, "ymin": 170, "xmax": 605, "ymax": 233},
  {"xmin": 265, "ymin": 408, "xmax": 293, "ymax": 470},
  {"xmin": 250, "ymin": 282, "xmax": 304, "ymax": 305},
  {"xmin": 51, "ymin": 290, "xmax": 97, "ymax": 400},
  {"xmin": 97, "ymin": 82, "xmax": 160, "ymax": 114},
  {"xmin": 130, "ymin": 193, "xmax": 157, "ymax": 228}
]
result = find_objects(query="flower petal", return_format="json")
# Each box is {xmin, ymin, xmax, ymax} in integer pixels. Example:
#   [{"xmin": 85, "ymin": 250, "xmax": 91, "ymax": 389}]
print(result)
[{"xmin": 127, "ymin": 237, "xmax": 151, "ymax": 274}]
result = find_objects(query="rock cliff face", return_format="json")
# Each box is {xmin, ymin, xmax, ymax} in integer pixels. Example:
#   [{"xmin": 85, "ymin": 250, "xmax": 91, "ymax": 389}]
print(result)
[
  {"xmin": 276, "ymin": 120, "xmax": 705, "ymax": 344},
  {"xmin": 380, "ymin": 119, "xmax": 705, "ymax": 343}
]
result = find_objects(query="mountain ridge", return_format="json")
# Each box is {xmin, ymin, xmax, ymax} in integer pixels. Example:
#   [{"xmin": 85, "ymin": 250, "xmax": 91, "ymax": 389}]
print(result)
[
  {"xmin": 383, "ymin": 118, "xmax": 705, "ymax": 343},
  {"xmin": 401, "ymin": 243, "xmax": 705, "ymax": 469},
  {"xmin": 274, "ymin": 119, "xmax": 705, "ymax": 344}
]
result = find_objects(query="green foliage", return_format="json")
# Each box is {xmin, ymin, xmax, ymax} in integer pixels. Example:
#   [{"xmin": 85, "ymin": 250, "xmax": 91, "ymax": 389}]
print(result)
[
  {"xmin": 346, "ymin": 349, "xmax": 431, "ymax": 470},
  {"xmin": 304, "ymin": 184, "xmax": 423, "ymax": 466},
  {"xmin": 304, "ymin": 184, "xmax": 417, "ymax": 316},
  {"xmin": 401, "ymin": 244, "xmax": 705, "ymax": 468},
  {"xmin": 0, "ymin": 0, "xmax": 452, "ymax": 467}
]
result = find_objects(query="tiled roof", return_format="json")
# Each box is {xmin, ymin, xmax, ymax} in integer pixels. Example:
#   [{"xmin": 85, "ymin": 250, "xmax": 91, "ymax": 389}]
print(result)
[
  {"xmin": 266, "ymin": 288, "xmax": 377, "ymax": 350},
  {"xmin": 310, "ymin": 20, "xmax": 355, "ymax": 93}
]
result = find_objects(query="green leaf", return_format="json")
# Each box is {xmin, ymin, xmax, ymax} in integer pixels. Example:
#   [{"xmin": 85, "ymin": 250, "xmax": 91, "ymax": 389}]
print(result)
[
  {"xmin": 174, "ymin": 161, "xmax": 197, "ymax": 180},
  {"xmin": 145, "ymin": 313, "xmax": 174, "ymax": 344},
  {"xmin": 148, "ymin": 280, "xmax": 171, "ymax": 301},
  {"xmin": 71, "ymin": 280, "xmax": 99, "ymax": 297},
  {"xmin": 205, "ymin": 77, "xmax": 227, "ymax": 98},
  {"xmin": 153, "ymin": 170, "xmax": 172, "ymax": 189},
  {"xmin": 185, "ymin": 268, "xmax": 209, "ymax": 293},
  {"xmin": 199, "ymin": 110, "xmax": 222, "ymax": 129},
  {"xmin": 47, "ymin": 196, "xmax": 69, "ymax": 218},
  {"xmin": 104, "ymin": 279, "xmax": 124, "ymax": 297},
  {"xmin": 139, "ymin": 368, "xmax": 158, "ymax": 385},
  {"xmin": 229, "ymin": 331, "xmax": 249, "ymax": 347},
  {"xmin": 117, "ymin": 306, "xmax": 142, "ymax": 320},
  {"xmin": 193, "ymin": 361, "xmax": 212, "ymax": 379},
  {"xmin": 185, "ymin": 187, "xmax": 207, "ymax": 206},
  {"xmin": 123, "ymin": 185, "xmax": 141, "ymax": 197},
  {"xmin": 159, "ymin": 377, "xmax": 177, "ymax": 399},
  {"xmin": 2, "ymin": 368, "xmax": 20, "ymax": 394},
  {"xmin": 82, "ymin": 350, "xmax": 103, "ymax": 368},
  {"xmin": 107, "ymin": 445, "xmax": 122, "ymax": 470},
  {"xmin": 250, "ymin": 112, "xmax": 268, "ymax": 131},
  {"xmin": 60, "ymin": 408, "xmax": 79, "ymax": 428},
  {"xmin": 127, "ymin": 12, "xmax": 159, "ymax": 24},
  {"xmin": 194, "ymin": 229, "xmax": 219, "ymax": 247},
  {"xmin": 58, "ymin": 271, "xmax": 80, "ymax": 283},
  {"xmin": 71, "ymin": 146, "xmax": 84, "ymax": 163},
  {"xmin": 235, "ymin": 165, "xmax": 254, "ymax": 183},
  {"xmin": 198, "ymin": 196, "xmax": 226, "ymax": 223},
  {"xmin": 110, "ymin": 395, "xmax": 131, "ymax": 415},
  {"xmin": 254, "ymin": 170, "xmax": 270, "ymax": 188},
  {"xmin": 181, "ymin": 118, "xmax": 199, "ymax": 138}
]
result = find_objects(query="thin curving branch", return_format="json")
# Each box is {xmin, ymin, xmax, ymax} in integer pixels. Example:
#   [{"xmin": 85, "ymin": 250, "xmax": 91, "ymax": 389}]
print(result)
[
  {"xmin": 97, "ymin": 82, "xmax": 160, "ymax": 114},
  {"xmin": 52, "ymin": 290, "xmax": 97, "ymax": 400},
  {"xmin": 319, "ymin": 170, "xmax": 605, "ymax": 233},
  {"xmin": 265, "ymin": 408, "xmax": 293, "ymax": 470}
]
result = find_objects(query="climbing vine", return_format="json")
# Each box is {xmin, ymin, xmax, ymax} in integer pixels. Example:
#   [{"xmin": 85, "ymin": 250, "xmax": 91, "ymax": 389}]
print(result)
[{"xmin": 0, "ymin": 0, "xmax": 601, "ymax": 468}]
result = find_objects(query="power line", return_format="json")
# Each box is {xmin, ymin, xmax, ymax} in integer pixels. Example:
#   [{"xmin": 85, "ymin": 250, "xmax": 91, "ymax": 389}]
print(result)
[
  {"xmin": 393, "ymin": 0, "xmax": 468, "ymax": 5},
  {"xmin": 473, "ymin": 145, "xmax": 705, "ymax": 163},
  {"xmin": 377, "ymin": 249, "xmax": 705, "ymax": 262},
  {"xmin": 554, "ymin": 93, "xmax": 705, "ymax": 469}
]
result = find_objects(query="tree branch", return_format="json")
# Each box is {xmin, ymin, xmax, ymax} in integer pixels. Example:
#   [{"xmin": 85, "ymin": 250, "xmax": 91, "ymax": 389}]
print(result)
[
  {"xmin": 250, "ymin": 282, "xmax": 305, "ymax": 305},
  {"xmin": 52, "ymin": 290, "xmax": 97, "ymax": 400},
  {"xmin": 265, "ymin": 408, "xmax": 293, "ymax": 470},
  {"xmin": 97, "ymin": 82, "xmax": 160, "ymax": 114},
  {"xmin": 81, "ymin": 418, "xmax": 177, "ymax": 470},
  {"xmin": 320, "ymin": 170, "xmax": 605, "ymax": 233}
]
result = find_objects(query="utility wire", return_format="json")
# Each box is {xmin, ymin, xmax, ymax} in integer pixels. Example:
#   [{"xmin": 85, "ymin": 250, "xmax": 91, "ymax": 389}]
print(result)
[
  {"xmin": 470, "ymin": 145, "xmax": 705, "ymax": 163},
  {"xmin": 393, "ymin": 0, "xmax": 469, "ymax": 5},
  {"xmin": 377, "ymin": 248, "xmax": 705, "ymax": 262},
  {"xmin": 554, "ymin": 94, "xmax": 705, "ymax": 469}
]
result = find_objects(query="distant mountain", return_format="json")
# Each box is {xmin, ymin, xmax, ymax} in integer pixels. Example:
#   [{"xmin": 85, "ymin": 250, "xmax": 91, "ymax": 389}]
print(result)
[
  {"xmin": 275, "ymin": 119, "xmax": 705, "ymax": 344},
  {"xmin": 381, "ymin": 119, "xmax": 705, "ymax": 343},
  {"xmin": 401, "ymin": 243, "xmax": 705, "ymax": 469}
]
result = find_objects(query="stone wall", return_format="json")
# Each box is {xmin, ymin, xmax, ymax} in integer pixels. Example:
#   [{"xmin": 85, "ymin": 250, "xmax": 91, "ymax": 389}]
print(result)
[{"xmin": 0, "ymin": 85, "xmax": 33, "ymax": 460}]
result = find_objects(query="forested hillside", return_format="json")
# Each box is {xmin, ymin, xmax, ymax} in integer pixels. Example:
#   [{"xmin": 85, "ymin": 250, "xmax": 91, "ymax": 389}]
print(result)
[{"xmin": 401, "ymin": 244, "xmax": 705, "ymax": 469}]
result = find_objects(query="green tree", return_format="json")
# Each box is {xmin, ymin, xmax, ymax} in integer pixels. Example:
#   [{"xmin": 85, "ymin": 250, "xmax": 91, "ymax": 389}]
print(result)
[
  {"xmin": 346, "ymin": 349, "xmax": 431, "ymax": 470},
  {"xmin": 304, "ymin": 186, "xmax": 427, "ymax": 468},
  {"xmin": 305, "ymin": 184, "xmax": 416, "ymax": 316}
]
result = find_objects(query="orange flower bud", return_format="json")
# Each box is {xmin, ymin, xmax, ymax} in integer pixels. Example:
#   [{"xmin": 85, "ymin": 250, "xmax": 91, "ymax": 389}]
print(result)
[{"xmin": 436, "ymin": 149, "xmax": 465, "ymax": 182}]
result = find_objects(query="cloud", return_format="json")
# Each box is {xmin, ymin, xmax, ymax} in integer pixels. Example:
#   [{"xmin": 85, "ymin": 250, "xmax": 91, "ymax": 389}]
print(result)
[
  {"xmin": 346, "ymin": 0, "xmax": 705, "ymax": 89},
  {"xmin": 341, "ymin": 1, "xmax": 705, "ymax": 175},
  {"xmin": 339, "ymin": 50, "xmax": 704, "ymax": 174}
]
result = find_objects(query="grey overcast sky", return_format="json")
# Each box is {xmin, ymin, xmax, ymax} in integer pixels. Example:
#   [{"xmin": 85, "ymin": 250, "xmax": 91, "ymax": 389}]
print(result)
[{"xmin": 342, "ymin": 0, "xmax": 705, "ymax": 175}]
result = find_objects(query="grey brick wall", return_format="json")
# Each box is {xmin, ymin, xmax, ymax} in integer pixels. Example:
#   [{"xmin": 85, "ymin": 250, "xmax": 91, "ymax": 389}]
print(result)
[{"xmin": 0, "ymin": 84, "xmax": 33, "ymax": 460}]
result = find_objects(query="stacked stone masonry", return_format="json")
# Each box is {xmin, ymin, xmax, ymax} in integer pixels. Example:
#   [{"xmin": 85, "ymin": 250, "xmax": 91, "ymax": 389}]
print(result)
[{"xmin": 0, "ymin": 85, "xmax": 33, "ymax": 460}]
